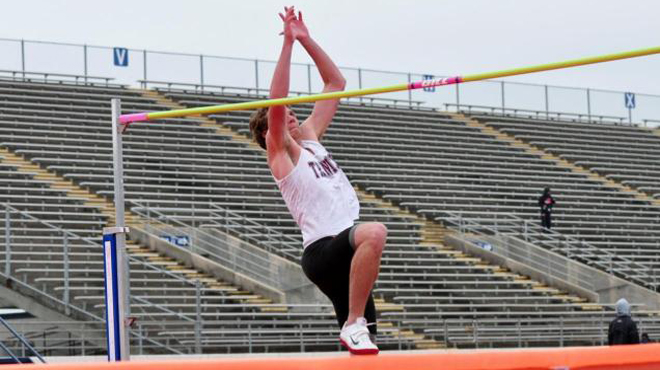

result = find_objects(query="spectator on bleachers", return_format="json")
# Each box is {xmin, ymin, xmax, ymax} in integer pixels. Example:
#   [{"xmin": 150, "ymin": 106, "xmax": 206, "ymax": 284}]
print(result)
[
  {"xmin": 248, "ymin": 6, "xmax": 385, "ymax": 355},
  {"xmin": 608, "ymin": 298, "xmax": 640, "ymax": 345},
  {"xmin": 538, "ymin": 187, "xmax": 556, "ymax": 231}
]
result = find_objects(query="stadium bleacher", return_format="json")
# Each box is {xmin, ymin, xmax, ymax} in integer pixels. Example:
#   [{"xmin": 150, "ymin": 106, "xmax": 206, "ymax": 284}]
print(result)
[{"xmin": 0, "ymin": 75, "xmax": 658, "ymax": 356}]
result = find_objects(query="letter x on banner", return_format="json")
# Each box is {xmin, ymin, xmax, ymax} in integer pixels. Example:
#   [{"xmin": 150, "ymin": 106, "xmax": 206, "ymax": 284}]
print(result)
[{"xmin": 624, "ymin": 92, "xmax": 636, "ymax": 109}]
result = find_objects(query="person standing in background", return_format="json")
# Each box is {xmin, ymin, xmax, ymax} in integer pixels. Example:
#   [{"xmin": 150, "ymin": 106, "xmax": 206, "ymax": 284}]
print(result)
[
  {"xmin": 608, "ymin": 298, "xmax": 640, "ymax": 345},
  {"xmin": 538, "ymin": 187, "xmax": 556, "ymax": 231}
]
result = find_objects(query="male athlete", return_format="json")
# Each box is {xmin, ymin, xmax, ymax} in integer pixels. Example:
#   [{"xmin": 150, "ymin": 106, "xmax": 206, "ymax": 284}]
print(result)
[{"xmin": 249, "ymin": 6, "xmax": 386, "ymax": 355}]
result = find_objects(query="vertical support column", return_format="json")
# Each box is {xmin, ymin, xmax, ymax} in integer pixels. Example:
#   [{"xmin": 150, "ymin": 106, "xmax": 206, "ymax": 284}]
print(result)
[
  {"xmin": 544, "ymin": 85, "xmax": 549, "ymax": 119},
  {"xmin": 194, "ymin": 280, "xmax": 202, "ymax": 354},
  {"xmin": 83, "ymin": 45, "xmax": 88, "ymax": 83},
  {"xmin": 199, "ymin": 54, "xmax": 205, "ymax": 92},
  {"xmin": 254, "ymin": 60, "xmax": 260, "ymax": 93},
  {"xmin": 102, "ymin": 227, "xmax": 130, "ymax": 361},
  {"xmin": 407, "ymin": 73, "xmax": 412, "ymax": 107},
  {"xmin": 357, "ymin": 68, "xmax": 363, "ymax": 89},
  {"xmin": 586, "ymin": 88, "xmax": 592, "ymax": 122},
  {"xmin": 628, "ymin": 107, "xmax": 632, "ymax": 124},
  {"xmin": 307, "ymin": 64, "xmax": 312, "ymax": 94},
  {"xmin": 358, "ymin": 68, "xmax": 363, "ymax": 103},
  {"xmin": 501, "ymin": 81, "xmax": 506, "ymax": 110},
  {"xmin": 106, "ymin": 98, "xmax": 131, "ymax": 361},
  {"xmin": 4, "ymin": 205, "xmax": 11, "ymax": 276},
  {"xmin": 143, "ymin": 50, "xmax": 148, "ymax": 85},
  {"xmin": 20, "ymin": 40, "xmax": 25, "ymax": 77},
  {"xmin": 63, "ymin": 233, "xmax": 70, "ymax": 316}
]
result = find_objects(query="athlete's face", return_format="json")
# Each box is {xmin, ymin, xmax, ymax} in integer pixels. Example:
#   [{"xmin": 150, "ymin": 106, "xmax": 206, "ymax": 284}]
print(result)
[{"xmin": 285, "ymin": 107, "xmax": 301, "ymax": 140}]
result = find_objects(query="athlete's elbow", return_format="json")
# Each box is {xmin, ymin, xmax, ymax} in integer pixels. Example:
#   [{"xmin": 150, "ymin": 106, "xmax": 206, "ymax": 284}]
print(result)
[{"xmin": 326, "ymin": 78, "xmax": 346, "ymax": 92}]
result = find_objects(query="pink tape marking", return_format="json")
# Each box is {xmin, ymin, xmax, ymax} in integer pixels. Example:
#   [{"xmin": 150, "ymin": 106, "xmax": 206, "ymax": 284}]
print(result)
[
  {"xmin": 119, "ymin": 113, "xmax": 148, "ymax": 124},
  {"xmin": 409, "ymin": 76, "xmax": 463, "ymax": 90}
]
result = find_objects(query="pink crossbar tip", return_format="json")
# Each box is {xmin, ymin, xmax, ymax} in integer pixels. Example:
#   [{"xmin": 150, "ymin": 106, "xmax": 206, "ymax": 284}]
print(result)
[{"xmin": 119, "ymin": 113, "xmax": 148, "ymax": 124}]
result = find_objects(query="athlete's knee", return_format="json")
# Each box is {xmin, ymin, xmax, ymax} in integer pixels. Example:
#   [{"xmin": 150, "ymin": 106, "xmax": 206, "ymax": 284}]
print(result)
[{"xmin": 357, "ymin": 223, "xmax": 387, "ymax": 253}]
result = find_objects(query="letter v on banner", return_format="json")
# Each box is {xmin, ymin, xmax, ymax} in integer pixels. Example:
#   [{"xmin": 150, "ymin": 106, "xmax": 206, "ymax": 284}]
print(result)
[{"xmin": 113, "ymin": 47, "xmax": 129, "ymax": 67}]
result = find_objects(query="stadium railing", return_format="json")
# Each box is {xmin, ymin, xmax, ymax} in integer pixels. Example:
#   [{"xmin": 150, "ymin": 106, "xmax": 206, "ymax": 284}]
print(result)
[
  {"xmin": 139, "ymin": 80, "xmax": 428, "ymax": 109},
  {"xmin": 0, "ymin": 70, "xmax": 116, "ymax": 87},
  {"xmin": 445, "ymin": 103, "xmax": 628, "ymax": 125},
  {"xmin": 438, "ymin": 211, "xmax": 657, "ymax": 290},
  {"xmin": 0, "ymin": 315, "xmax": 45, "ymax": 363}
]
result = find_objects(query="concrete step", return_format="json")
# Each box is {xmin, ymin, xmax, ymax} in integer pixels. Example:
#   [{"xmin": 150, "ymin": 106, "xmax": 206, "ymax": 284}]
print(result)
[{"xmin": 260, "ymin": 306, "xmax": 288, "ymax": 313}]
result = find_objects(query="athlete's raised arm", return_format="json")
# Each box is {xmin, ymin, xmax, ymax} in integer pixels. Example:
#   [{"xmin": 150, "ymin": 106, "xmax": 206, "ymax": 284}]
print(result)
[
  {"xmin": 295, "ymin": 11, "xmax": 346, "ymax": 141},
  {"xmin": 266, "ymin": 6, "xmax": 297, "ymax": 152}
]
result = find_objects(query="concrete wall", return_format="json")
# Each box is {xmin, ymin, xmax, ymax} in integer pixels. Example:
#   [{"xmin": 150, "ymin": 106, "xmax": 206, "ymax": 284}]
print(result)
[
  {"xmin": 0, "ymin": 278, "xmax": 107, "ymax": 350},
  {"xmin": 445, "ymin": 232, "xmax": 660, "ymax": 310},
  {"xmin": 129, "ymin": 225, "xmax": 329, "ymax": 306}
]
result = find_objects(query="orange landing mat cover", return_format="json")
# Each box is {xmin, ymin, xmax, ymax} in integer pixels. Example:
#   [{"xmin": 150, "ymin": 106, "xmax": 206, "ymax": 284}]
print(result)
[{"xmin": 13, "ymin": 344, "xmax": 660, "ymax": 370}]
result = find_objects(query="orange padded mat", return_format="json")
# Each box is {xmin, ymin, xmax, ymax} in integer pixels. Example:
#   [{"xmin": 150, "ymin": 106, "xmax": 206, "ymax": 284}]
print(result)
[{"xmin": 13, "ymin": 344, "xmax": 660, "ymax": 370}]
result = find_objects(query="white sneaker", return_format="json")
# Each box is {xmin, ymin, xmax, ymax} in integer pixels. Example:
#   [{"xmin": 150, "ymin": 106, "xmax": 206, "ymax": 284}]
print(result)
[{"xmin": 339, "ymin": 317, "xmax": 379, "ymax": 355}]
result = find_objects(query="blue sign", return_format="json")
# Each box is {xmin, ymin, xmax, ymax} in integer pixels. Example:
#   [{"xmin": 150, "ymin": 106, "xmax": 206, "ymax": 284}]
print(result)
[
  {"xmin": 624, "ymin": 92, "xmax": 636, "ymax": 109},
  {"xmin": 160, "ymin": 235, "xmax": 190, "ymax": 247},
  {"xmin": 422, "ymin": 74, "xmax": 435, "ymax": 92},
  {"xmin": 113, "ymin": 47, "xmax": 129, "ymax": 67}
]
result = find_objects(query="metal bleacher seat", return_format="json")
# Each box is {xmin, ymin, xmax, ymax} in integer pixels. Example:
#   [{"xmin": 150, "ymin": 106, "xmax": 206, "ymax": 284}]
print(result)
[{"xmin": 2, "ymin": 77, "xmax": 658, "ymax": 352}]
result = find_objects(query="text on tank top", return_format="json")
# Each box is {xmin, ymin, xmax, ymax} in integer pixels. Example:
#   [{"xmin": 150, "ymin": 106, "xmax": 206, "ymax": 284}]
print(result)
[{"xmin": 275, "ymin": 141, "xmax": 359, "ymax": 248}]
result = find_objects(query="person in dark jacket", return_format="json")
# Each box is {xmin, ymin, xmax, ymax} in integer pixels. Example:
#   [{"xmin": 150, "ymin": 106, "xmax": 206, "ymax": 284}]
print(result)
[
  {"xmin": 538, "ymin": 187, "xmax": 556, "ymax": 231},
  {"xmin": 608, "ymin": 298, "xmax": 640, "ymax": 345},
  {"xmin": 641, "ymin": 333, "xmax": 651, "ymax": 343}
]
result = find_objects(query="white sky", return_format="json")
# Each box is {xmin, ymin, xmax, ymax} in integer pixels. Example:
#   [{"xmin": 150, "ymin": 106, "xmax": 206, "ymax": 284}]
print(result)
[{"xmin": 0, "ymin": 0, "xmax": 658, "ymax": 100}]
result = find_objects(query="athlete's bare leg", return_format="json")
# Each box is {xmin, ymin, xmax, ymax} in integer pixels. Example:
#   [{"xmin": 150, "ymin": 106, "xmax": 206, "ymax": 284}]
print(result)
[{"xmin": 346, "ymin": 222, "xmax": 387, "ymax": 325}]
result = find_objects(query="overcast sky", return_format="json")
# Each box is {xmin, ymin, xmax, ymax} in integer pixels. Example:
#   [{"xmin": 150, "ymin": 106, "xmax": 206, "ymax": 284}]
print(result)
[{"xmin": 0, "ymin": 0, "xmax": 658, "ymax": 98}]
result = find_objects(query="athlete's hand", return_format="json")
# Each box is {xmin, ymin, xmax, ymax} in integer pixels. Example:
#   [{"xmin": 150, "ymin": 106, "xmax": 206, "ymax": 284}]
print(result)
[{"xmin": 279, "ymin": 6, "xmax": 309, "ymax": 42}]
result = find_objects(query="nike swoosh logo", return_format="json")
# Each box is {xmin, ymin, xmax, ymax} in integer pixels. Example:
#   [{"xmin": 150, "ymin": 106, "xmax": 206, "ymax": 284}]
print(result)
[{"xmin": 350, "ymin": 335, "xmax": 360, "ymax": 345}]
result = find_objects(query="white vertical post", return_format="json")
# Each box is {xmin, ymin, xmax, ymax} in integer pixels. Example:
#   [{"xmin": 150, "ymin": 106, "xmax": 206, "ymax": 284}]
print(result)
[
  {"xmin": 501, "ymin": 81, "xmax": 505, "ymax": 110},
  {"xmin": 20, "ymin": 40, "xmax": 25, "ymax": 77},
  {"xmin": 63, "ymin": 233, "xmax": 70, "ymax": 315},
  {"xmin": 195, "ymin": 280, "xmax": 202, "ymax": 354},
  {"xmin": 307, "ymin": 64, "xmax": 312, "ymax": 94},
  {"xmin": 254, "ymin": 60, "xmax": 260, "ymax": 93},
  {"xmin": 544, "ymin": 85, "xmax": 549, "ymax": 119},
  {"xmin": 407, "ymin": 73, "xmax": 412, "ymax": 107},
  {"xmin": 358, "ymin": 68, "xmax": 363, "ymax": 103},
  {"xmin": 5, "ymin": 205, "xmax": 10, "ymax": 276},
  {"xmin": 586, "ymin": 88, "xmax": 592, "ymax": 122},
  {"xmin": 199, "ymin": 54, "xmax": 204, "ymax": 91},
  {"xmin": 143, "ymin": 50, "xmax": 147, "ymax": 84},
  {"xmin": 83, "ymin": 44, "xmax": 88, "ymax": 83},
  {"xmin": 105, "ymin": 98, "xmax": 131, "ymax": 361}
]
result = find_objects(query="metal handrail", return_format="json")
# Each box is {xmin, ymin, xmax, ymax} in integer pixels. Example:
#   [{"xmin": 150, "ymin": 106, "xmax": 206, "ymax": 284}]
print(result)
[
  {"xmin": 129, "ymin": 201, "xmax": 288, "ymax": 288},
  {"xmin": 445, "ymin": 103, "xmax": 627, "ymax": 125},
  {"xmin": 642, "ymin": 119, "xmax": 660, "ymax": 128},
  {"xmin": 0, "ymin": 341, "xmax": 21, "ymax": 363},
  {"xmin": 1, "ymin": 204, "xmax": 192, "ymax": 354},
  {"xmin": 437, "ymin": 211, "xmax": 657, "ymax": 289},
  {"xmin": 140, "ymin": 79, "xmax": 426, "ymax": 108},
  {"xmin": 0, "ymin": 316, "xmax": 45, "ymax": 363},
  {"xmin": 208, "ymin": 203, "xmax": 301, "ymax": 259},
  {"xmin": 0, "ymin": 70, "xmax": 115, "ymax": 86}
]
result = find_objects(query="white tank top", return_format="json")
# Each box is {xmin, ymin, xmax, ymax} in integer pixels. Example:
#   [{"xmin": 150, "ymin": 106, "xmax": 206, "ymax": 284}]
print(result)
[{"xmin": 275, "ymin": 141, "xmax": 359, "ymax": 248}]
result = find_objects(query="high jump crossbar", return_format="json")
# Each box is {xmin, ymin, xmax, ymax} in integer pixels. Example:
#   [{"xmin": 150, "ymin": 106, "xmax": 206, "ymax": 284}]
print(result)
[
  {"xmin": 120, "ymin": 45, "xmax": 660, "ymax": 124},
  {"xmin": 105, "ymin": 45, "xmax": 660, "ymax": 362}
]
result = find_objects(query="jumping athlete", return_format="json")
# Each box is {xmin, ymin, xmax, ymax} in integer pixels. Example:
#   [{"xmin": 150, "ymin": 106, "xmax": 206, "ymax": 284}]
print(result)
[{"xmin": 249, "ymin": 6, "xmax": 386, "ymax": 355}]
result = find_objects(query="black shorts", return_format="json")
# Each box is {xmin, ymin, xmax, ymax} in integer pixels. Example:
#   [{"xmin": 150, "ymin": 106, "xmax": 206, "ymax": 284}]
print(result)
[{"xmin": 301, "ymin": 226, "xmax": 377, "ymax": 335}]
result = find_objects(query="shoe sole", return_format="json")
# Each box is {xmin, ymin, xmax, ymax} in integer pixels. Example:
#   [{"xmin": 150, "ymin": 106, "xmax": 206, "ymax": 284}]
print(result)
[{"xmin": 340, "ymin": 339, "xmax": 379, "ymax": 355}]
